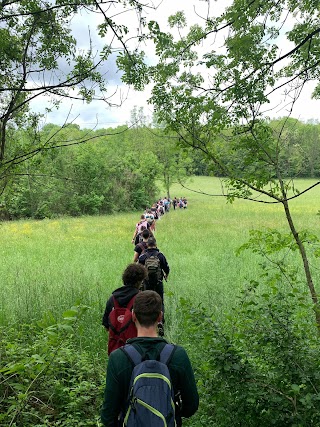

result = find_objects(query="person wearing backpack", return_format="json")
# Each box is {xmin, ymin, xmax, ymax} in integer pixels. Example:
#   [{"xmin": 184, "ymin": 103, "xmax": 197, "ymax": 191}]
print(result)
[
  {"xmin": 172, "ymin": 196, "xmax": 178, "ymax": 210},
  {"xmin": 133, "ymin": 224, "xmax": 146, "ymax": 246},
  {"xmin": 133, "ymin": 228, "xmax": 150, "ymax": 263},
  {"xmin": 102, "ymin": 263, "xmax": 147, "ymax": 355},
  {"xmin": 100, "ymin": 290, "xmax": 199, "ymax": 427},
  {"xmin": 144, "ymin": 208, "xmax": 156, "ymax": 232},
  {"xmin": 138, "ymin": 236, "xmax": 170, "ymax": 335},
  {"xmin": 131, "ymin": 215, "xmax": 149, "ymax": 244}
]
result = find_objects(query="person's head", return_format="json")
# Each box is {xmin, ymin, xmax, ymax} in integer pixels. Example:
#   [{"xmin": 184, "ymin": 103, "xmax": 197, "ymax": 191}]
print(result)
[
  {"xmin": 140, "ymin": 214, "xmax": 145, "ymax": 220},
  {"xmin": 142, "ymin": 229, "xmax": 150, "ymax": 240},
  {"xmin": 133, "ymin": 290, "xmax": 162, "ymax": 327},
  {"xmin": 147, "ymin": 237, "xmax": 157, "ymax": 248},
  {"xmin": 122, "ymin": 263, "xmax": 147, "ymax": 288}
]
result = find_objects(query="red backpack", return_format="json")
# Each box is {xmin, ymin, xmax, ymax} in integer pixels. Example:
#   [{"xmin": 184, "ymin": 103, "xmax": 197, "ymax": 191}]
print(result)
[{"xmin": 108, "ymin": 295, "xmax": 137, "ymax": 355}]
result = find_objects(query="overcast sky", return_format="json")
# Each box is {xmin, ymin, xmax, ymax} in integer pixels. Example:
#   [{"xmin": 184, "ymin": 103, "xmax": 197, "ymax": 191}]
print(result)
[{"xmin": 31, "ymin": 0, "xmax": 320, "ymax": 129}]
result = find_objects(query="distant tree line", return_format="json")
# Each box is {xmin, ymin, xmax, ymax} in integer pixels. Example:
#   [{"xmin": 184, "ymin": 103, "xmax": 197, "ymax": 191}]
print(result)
[
  {"xmin": 201, "ymin": 118, "xmax": 320, "ymax": 179},
  {"xmin": 0, "ymin": 117, "xmax": 318, "ymax": 220},
  {"xmin": 0, "ymin": 121, "xmax": 192, "ymax": 219}
]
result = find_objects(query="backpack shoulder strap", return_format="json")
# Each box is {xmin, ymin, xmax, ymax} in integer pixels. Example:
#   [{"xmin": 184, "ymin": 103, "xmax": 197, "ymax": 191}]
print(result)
[
  {"xmin": 138, "ymin": 242, "xmax": 145, "ymax": 251},
  {"xmin": 121, "ymin": 344, "xmax": 143, "ymax": 366},
  {"xmin": 145, "ymin": 251, "xmax": 158, "ymax": 260},
  {"xmin": 113, "ymin": 296, "xmax": 120, "ymax": 309},
  {"xmin": 126, "ymin": 295, "xmax": 136, "ymax": 311},
  {"xmin": 122, "ymin": 343, "xmax": 175, "ymax": 366},
  {"xmin": 159, "ymin": 343, "xmax": 176, "ymax": 365}
]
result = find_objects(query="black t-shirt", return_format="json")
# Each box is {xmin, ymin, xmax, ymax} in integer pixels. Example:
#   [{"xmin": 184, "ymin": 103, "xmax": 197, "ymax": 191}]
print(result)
[{"xmin": 134, "ymin": 241, "xmax": 147, "ymax": 256}]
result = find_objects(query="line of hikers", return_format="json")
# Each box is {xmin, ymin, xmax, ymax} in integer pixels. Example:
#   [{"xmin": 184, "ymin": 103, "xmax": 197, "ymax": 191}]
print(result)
[
  {"xmin": 132, "ymin": 196, "xmax": 188, "ymax": 244},
  {"xmin": 100, "ymin": 198, "xmax": 198, "ymax": 426}
]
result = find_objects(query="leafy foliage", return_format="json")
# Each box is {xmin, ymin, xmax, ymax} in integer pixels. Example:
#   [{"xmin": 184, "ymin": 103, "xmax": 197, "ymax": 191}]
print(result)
[
  {"xmin": 0, "ymin": 304, "xmax": 104, "ymax": 426},
  {"xmin": 132, "ymin": 1, "xmax": 320, "ymax": 327},
  {"xmin": 0, "ymin": 123, "xmax": 160, "ymax": 218},
  {"xmin": 179, "ymin": 278, "xmax": 320, "ymax": 427},
  {"xmin": 172, "ymin": 225, "xmax": 320, "ymax": 426},
  {"xmin": 0, "ymin": 0, "xmax": 152, "ymax": 195}
]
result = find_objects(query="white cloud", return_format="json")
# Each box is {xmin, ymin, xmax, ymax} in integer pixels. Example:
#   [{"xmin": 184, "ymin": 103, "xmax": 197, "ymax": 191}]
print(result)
[{"xmin": 31, "ymin": 0, "xmax": 320, "ymax": 129}]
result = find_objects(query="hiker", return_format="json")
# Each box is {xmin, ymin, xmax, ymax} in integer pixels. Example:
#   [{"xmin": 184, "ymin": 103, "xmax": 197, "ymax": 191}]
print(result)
[
  {"xmin": 102, "ymin": 263, "xmax": 147, "ymax": 355},
  {"xmin": 145, "ymin": 208, "xmax": 156, "ymax": 232},
  {"xmin": 133, "ymin": 228, "xmax": 150, "ymax": 263},
  {"xmin": 173, "ymin": 196, "xmax": 178, "ymax": 210},
  {"xmin": 151, "ymin": 203, "xmax": 159, "ymax": 222},
  {"xmin": 164, "ymin": 196, "xmax": 170, "ymax": 212},
  {"xmin": 131, "ymin": 214, "xmax": 149, "ymax": 244},
  {"xmin": 182, "ymin": 197, "xmax": 188, "ymax": 208},
  {"xmin": 138, "ymin": 236, "xmax": 170, "ymax": 335},
  {"xmin": 100, "ymin": 290, "xmax": 199, "ymax": 427},
  {"xmin": 133, "ymin": 224, "xmax": 146, "ymax": 245}
]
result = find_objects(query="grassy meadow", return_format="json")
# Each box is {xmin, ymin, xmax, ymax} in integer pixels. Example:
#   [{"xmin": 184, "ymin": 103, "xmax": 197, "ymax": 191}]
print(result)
[{"xmin": 1, "ymin": 176, "xmax": 320, "ymax": 358}]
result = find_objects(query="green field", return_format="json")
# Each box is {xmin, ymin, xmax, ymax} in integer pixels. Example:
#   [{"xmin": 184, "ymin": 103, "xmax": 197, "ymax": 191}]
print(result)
[
  {"xmin": 2, "ymin": 176, "xmax": 320, "ymax": 426},
  {"xmin": 1, "ymin": 176, "xmax": 319, "ymax": 354}
]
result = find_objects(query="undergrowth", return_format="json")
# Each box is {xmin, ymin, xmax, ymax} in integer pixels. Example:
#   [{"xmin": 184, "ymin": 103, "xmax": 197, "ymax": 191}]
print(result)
[
  {"xmin": 0, "ymin": 305, "xmax": 105, "ymax": 427},
  {"xmin": 179, "ymin": 280, "xmax": 320, "ymax": 427}
]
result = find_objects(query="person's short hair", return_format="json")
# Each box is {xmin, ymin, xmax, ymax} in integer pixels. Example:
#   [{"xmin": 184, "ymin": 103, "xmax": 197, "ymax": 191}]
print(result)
[
  {"xmin": 133, "ymin": 290, "xmax": 162, "ymax": 327},
  {"xmin": 140, "ymin": 214, "xmax": 145, "ymax": 220},
  {"xmin": 142, "ymin": 229, "xmax": 150, "ymax": 239},
  {"xmin": 122, "ymin": 263, "xmax": 147, "ymax": 288},
  {"xmin": 147, "ymin": 237, "xmax": 157, "ymax": 247}
]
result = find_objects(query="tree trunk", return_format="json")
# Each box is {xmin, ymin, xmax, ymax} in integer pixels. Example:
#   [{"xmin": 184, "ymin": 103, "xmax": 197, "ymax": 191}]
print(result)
[{"xmin": 281, "ymin": 196, "xmax": 320, "ymax": 330}]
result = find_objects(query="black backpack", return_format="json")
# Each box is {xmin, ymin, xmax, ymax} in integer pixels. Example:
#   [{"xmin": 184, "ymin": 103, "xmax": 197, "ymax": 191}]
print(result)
[{"xmin": 145, "ymin": 254, "xmax": 162, "ymax": 288}]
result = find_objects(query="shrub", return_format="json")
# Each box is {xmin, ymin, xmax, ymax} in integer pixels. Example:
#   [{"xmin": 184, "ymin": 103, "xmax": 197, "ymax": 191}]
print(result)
[
  {"xmin": 0, "ymin": 305, "xmax": 105, "ymax": 427},
  {"xmin": 179, "ymin": 281, "xmax": 320, "ymax": 427}
]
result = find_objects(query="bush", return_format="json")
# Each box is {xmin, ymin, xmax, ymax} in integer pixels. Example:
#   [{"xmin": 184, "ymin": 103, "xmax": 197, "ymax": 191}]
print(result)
[
  {"xmin": 179, "ymin": 282, "xmax": 320, "ymax": 427},
  {"xmin": 0, "ymin": 305, "xmax": 105, "ymax": 427}
]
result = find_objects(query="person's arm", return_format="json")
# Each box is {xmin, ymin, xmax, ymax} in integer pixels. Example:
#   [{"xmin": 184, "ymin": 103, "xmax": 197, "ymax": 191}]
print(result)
[
  {"xmin": 132, "ymin": 223, "xmax": 139, "ymax": 243},
  {"xmin": 138, "ymin": 253, "xmax": 145, "ymax": 265},
  {"xmin": 101, "ymin": 350, "xmax": 132, "ymax": 427},
  {"xmin": 133, "ymin": 252, "xmax": 139, "ymax": 263},
  {"xmin": 171, "ymin": 347, "xmax": 199, "ymax": 419},
  {"xmin": 100, "ymin": 354, "xmax": 123, "ymax": 426},
  {"xmin": 133, "ymin": 244, "xmax": 142, "ymax": 263},
  {"xmin": 159, "ymin": 254, "xmax": 170, "ymax": 279},
  {"xmin": 102, "ymin": 297, "xmax": 113, "ymax": 330}
]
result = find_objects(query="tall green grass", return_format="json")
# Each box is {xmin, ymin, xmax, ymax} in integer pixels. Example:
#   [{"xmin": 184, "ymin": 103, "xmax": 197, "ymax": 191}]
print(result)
[{"xmin": 1, "ymin": 176, "xmax": 320, "ymax": 356}]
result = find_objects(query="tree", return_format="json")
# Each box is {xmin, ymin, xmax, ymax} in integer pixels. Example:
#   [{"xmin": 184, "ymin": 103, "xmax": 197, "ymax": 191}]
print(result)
[
  {"xmin": 1, "ymin": 123, "xmax": 159, "ymax": 218},
  {"xmin": 300, "ymin": 122, "xmax": 320, "ymax": 177},
  {"xmin": 125, "ymin": 107, "xmax": 193, "ymax": 198},
  {"xmin": 149, "ymin": 126, "xmax": 193, "ymax": 199},
  {"xmin": 0, "ymin": 0, "xmax": 155, "ymax": 194},
  {"xmin": 118, "ymin": 1, "xmax": 320, "ymax": 327}
]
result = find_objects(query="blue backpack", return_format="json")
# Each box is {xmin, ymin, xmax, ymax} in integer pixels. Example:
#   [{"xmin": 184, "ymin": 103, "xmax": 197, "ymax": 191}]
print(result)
[{"xmin": 121, "ymin": 343, "xmax": 176, "ymax": 427}]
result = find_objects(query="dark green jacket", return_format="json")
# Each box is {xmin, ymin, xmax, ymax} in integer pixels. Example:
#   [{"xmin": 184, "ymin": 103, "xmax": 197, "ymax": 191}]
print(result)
[{"xmin": 101, "ymin": 337, "xmax": 199, "ymax": 426}]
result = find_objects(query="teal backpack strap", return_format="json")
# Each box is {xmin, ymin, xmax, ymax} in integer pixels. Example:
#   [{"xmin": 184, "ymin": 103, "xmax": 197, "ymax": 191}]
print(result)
[
  {"xmin": 121, "ymin": 344, "xmax": 142, "ymax": 366},
  {"xmin": 122, "ymin": 343, "xmax": 176, "ymax": 365},
  {"xmin": 159, "ymin": 343, "xmax": 176, "ymax": 365}
]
